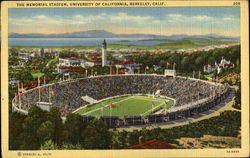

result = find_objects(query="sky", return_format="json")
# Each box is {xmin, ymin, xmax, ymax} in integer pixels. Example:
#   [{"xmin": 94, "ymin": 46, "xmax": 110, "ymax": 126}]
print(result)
[{"xmin": 9, "ymin": 7, "xmax": 240, "ymax": 37}]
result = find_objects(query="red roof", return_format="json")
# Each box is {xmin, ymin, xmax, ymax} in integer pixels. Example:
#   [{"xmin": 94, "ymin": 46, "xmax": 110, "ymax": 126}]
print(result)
[
  {"xmin": 114, "ymin": 61, "xmax": 135, "ymax": 65},
  {"xmin": 126, "ymin": 57, "xmax": 134, "ymax": 60},
  {"xmin": 89, "ymin": 53, "xmax": 100, "ymax": 57},
  {"xmin": 64, "ymin": 58, "xmax": 83, "ymax": 60},
  {"xmin": 59, "ymin": 66, "xmax": 71, "ymax": 69},
  {"xmin": 208, "ymin": 64, "xmax": 215, "ymax": 66},
  {"xmin": 121, "ymin": 68, "xmax": 129, "ymax": 72},
  {"xmin": 224, "ymin": 64, "xmax": 233, "ymax": 67},
  {"xmin": 111, "ymin": 72, "xmax": 125, "ymax": 75},
  {"xmin": 125, "ymin": 139, "xmax": 177, "ymax": 149},
  {"xmin": 68, "ymin": 69, "xmax": 78, "ymax": 72},
  {"xmin": 92, "ymin": 57, "xmax": 102, "ymax": 60},
  {"xmin": 31, "ymin": 81, "xmax": 38, "ymax": 84},
  {"xmin": 26, "ymin": 85, "xmax": 37, "ymax": 90},
  {"xmin": 86, "ymin": 60, "xmax": 102, "ymax": 63}
]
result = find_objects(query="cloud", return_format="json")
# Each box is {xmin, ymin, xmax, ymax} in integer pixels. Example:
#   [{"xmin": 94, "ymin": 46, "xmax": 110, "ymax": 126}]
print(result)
[
  {"xmin": 34, "ymin": 15, "xmax": 47, "ymax": 19},
  {"xmin": 192, "ymin": 15, "xmax": 214, "ymax": 21},
  {"xmin": 167, "ymin": 13, "xmax": 238, "ymax": 24},
  {"xmin": 9, "ymin": 11, "xmax": 239, "ymax": 36},
  {"xmin": 74, "ymin": 14, "xmax": 83, "ymax": 19},
  {"xmin": 10, "ymin": 16, "xmax": 67, "ymax": 28},
  {"xmin": 72, "ymin": 13, "xmax": 108, "ymax": 23},
  {"xmin": 167, "ymin": 19, "xmax": 175, "ymax": 23},
  {"xmin": 222, "ymin": 17, "xmax": 237, "ymax": 21},
  {"xmin": 111, "ymin": 12, "xmax": 153, "ymax": 22},
  {"xmin": 167, "ymin": 14, "xmax": 214, "ymax": 22},
  {"xmin": 9, "ymin": 17, "xmax": 35, "ymax": 26},
  {"xmin": 167, "ymin": 14, "xmax": 186, "ymax": 21},
  {"xmin": 168, "ymin": 14, "xmax": 185, "ymax": 19},
  {"xmin": 152, "ymin": 20, "xmax": 161, "ymax": 24},
  {"xmin": 67, "ymin": 21, "xmax": 86, "ymax": 25},
  {"xmin": 10, "ymin": 12, "xmax": 155, "ymax": 29}
]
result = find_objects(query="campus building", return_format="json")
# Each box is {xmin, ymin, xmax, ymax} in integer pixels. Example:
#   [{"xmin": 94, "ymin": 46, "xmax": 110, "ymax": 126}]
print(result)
[
  {"xmin": 204, "ymin": 57, "xmax": 234, "ymax": 73},
  {"xmin": 59, "ymin": 58, "xmax": 85, "ymax": 67}
]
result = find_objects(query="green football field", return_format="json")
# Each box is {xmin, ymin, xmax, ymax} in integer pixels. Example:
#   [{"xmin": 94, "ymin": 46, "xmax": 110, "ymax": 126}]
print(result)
[{"xmin": 74, "ymin": 95, "xmax": 174, "ymax": 118}]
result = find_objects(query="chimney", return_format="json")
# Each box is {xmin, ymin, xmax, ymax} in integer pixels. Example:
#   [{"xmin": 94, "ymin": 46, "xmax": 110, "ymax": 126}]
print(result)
[{"xmin": 139, "ymin": 136, "xmax": 145, "ymax": 144}]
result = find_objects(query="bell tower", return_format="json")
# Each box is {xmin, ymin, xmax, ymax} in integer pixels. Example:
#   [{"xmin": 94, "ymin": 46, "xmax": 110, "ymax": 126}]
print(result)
[{"xmin": 102, "ymin": 39, "xmax": 107, "ymax": 67}]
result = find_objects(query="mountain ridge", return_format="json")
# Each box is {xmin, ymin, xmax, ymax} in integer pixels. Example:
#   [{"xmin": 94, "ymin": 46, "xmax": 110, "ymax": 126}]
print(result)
[{"xmin": 9, "ymin": 30, "xmax": 240, "ymax": 41}]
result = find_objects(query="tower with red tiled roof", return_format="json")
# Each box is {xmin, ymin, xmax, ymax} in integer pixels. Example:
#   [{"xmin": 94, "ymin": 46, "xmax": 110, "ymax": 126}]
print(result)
[{"xmin": 102, "ymin": 39, "xmax": 107, "ymax": 67}]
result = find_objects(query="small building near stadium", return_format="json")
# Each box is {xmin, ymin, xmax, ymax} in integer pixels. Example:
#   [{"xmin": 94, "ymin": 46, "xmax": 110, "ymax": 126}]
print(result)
[
  {"xmin": 82, "ymin": 59, "xmax": 102, "ymax": 67},
  {"xmin": 125, "ymin": 136, "xmax": 177, "ymax": 149},
  {"xmin": 59, "ymin": 58, "xmax": 85, "ymax": 67}
]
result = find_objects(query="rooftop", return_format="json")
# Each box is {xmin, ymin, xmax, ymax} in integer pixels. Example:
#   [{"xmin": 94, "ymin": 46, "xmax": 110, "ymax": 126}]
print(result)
[
  {"xmin": 125, "ymin": 139, "xmax": 177, "ymax": 149},
  {"xmin": 63, "ymin": 58, "xmax": 83, "ymax": 60}
]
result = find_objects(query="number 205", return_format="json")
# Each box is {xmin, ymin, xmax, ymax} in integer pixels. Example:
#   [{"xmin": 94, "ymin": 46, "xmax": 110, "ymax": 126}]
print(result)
[{"xmin": 233, "ymin": 2, "xmax": 240, "ymax": 5}]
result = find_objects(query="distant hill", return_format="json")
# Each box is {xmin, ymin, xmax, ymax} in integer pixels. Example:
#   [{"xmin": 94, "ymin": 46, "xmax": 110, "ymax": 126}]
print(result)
[{"xmin": 9, "ymin": 30, "xmax": 240, "ymax": 41}]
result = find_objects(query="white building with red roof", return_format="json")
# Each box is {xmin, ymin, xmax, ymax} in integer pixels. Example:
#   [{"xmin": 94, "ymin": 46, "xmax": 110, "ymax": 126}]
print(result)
[
  {"xmin": 204, "ymin": 57, "xmax": 234, "ymax": 74},
  {"xmin": 57, "ymin": 66, "xmax": 71, "ymax": 74},
  {"xmin": 111, "ymin": 61, "xmax": 141, "ymax": 68},
  {"xmin": 82, "ymin": 59, "xmax": 102, "ymax": 67},
  {"xmin": 59, "ymin": 58, "xmax": 85, "ymax": 67},
  {"xmin": 204, "ymin": 64, "xmax": 217, "ymax": 73}
]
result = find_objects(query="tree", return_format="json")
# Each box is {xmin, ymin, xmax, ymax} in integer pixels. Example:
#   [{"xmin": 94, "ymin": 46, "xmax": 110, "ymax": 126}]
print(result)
[
  {"xmin": 18, "ymin": 106, "xmax": 48, "ymax": 149},
  {"xmin": 82, "ymin": 119, "xmax": 111, "ymax": 149},
  {"xmin": 14, "ymin": 68, "xmax": 33, "ymax": 87},
  {"xmin": 181, "ymin": 56, "xmax": 190, "ymax": 72},
  {"xmin": 195, "ymin": 56, "xmax": 203, "ymax": 68},
  {"xmin": 10, "ymin": 48, "xmax": 19, "ymax": 56},
  {"xmin": 60, "ymin": 143, "xmax": 82, "ymax": 149},
  {"xmin": 28, "ymin": 106, "xmax": 48, "ymax": 125},
  {"xmin": 19, "ymin": 117, "xmax": 40, "ymax": 149},
  {"xmin": 9, "ymin": 112, "xmax": 27, "ymax": 150},
  {"xmin": 47, "ymin": 107, "xmax": 64, "ymax": 145},
  {"xmin": 159, "ymin": 60, "xmax": 166, "ymax": 68},
  {"xmin": 233, "ymin": 81, "xmax": 241, "ymax": 109},
  {"xmin": 8, "ymin": 56, "xmax": 19, "ymax": 66},
  {"xmin": 37, "ymin": 121, "xmax": 54, "ymax": 144},
  {"xmin": 111, "ymin": 130, "xmax": 129, "ymax": 149},
  {"xmin": 59, "ymin": 52, "xmax": 79, "ymax": 58},
  {"xmin": 63, "ymin": 113, "xmax": 84, "ymax": 145},
  {"xmin": 40, "ymin": 140, "xmax": 58, "ymax": 150},
  {"xmin": 126, "ymin": 130, "xmax": 140, "ymax": 146}
]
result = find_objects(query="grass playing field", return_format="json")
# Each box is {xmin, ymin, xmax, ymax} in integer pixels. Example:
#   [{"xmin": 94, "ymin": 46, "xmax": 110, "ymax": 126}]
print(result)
[{"xmin": 74, "ymin": 95, "xmax": 174, "ymax": 118}]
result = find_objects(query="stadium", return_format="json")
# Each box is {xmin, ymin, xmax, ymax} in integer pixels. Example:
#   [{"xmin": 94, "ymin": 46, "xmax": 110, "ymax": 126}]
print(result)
[{"xmin": 12, "ymin": 74, "xmax": 232, "ymax": 128}]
